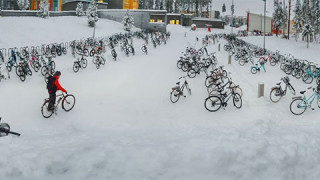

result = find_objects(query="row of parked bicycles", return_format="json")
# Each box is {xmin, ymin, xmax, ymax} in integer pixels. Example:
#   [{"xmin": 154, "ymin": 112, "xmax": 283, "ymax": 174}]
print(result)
[
  {"xmin": 224, "ymin": 34, "xmax": 320, "ymax": 115},
  {"xmin": 0, "ymin": 30, "xmax": 171, "ymax": 81}
]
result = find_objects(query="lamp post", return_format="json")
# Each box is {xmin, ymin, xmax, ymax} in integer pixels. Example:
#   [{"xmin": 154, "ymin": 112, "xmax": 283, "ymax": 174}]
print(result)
[
  {"xmin": 231, "ymin": 0, "xmax": 234, "ymax": 34},
  {"xmin": 263, "ymin": 0, "xmax": 266, "ymax": 52}
]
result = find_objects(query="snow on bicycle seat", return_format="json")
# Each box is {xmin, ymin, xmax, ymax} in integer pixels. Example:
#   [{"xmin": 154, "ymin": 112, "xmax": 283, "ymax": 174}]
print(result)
[{"xmin": 300, "ymin": 91, "xmax": 306, "ymax": 94}]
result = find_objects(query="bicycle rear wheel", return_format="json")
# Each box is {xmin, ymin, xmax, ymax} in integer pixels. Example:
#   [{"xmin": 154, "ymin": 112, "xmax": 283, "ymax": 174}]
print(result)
[
  {"xmin": 270, "ymin": 88, "xmax": 282, "ymax": 103},
  {"xmin": 204, "ymin": 96, "xmax": 222, "ymax": 112},
  {"xmin": 62, "ymin": 94, "xmax": 76, "ymax": 112},
  {"xmin": 41, "ymin": 100, "xmax": 54, "ymax": 118}
]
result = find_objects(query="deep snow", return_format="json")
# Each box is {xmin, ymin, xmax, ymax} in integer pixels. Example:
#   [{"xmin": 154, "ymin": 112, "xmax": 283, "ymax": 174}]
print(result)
[{"xmin": 1, "ymin": 17, "xmax": 320, "ymax": 180}]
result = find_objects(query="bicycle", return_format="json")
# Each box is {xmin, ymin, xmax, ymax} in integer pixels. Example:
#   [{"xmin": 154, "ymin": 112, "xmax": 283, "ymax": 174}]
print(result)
[
  {"xmin": 141, "ymin": 43, "xmax": 148, "ymax": 55},
  {"xmin": 0, "ymin": 117, "xmax": 21, "ymax": 137},
  {"xmin": 170, "ymin": 76, "xmax": 192, "ymax": 103},
  {"xmin": 270, "ymin": 76, "xmax": 296, "ymax": 103},
  {"xmin": 92, "ymin": 54, "xmax": 106, "ymax": 69},
  {"xmin": 251, "ymin": 61, "xmax": 266, "ymax": 74},
  {"xmin": 41, "ymin": 56, "xmax": 56, "ymax": 76},
  {"xmin": 73, "ymin": 54, "xmax": 87, "ymax": 73},
  {"xmin": 204, "ymin": 86, "xmax": 242, "ymax": 112},
  {"xmin": 41, "ymin": 93, "xmax": 76, "ymax": 118},
  {"xmin": 290, "ymin": 86, "xmax": 320, "ymax": 115}
]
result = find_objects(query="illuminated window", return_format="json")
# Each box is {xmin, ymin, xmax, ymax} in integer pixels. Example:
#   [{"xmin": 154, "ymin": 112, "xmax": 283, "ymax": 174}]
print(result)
[
  {"xmin": 170, "ymin": 20, "xmax": 175, "ymax": 24},
  {"xmin": 176, "ymin": 20, "xmax": 179, "ymax": 24},
  {"xmin": 150, "ymin": 19, "xmax": 155, "ymax": 22},
  {"xmin": 157, "ymin": 19, "xmax": 163, "ymax": 23}
]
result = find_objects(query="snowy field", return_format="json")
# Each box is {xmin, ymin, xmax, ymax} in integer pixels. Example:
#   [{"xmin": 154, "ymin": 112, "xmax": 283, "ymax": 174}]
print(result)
[{"xmin": 1, "ymin": 17, "xmax": 320, "ymax": 179}]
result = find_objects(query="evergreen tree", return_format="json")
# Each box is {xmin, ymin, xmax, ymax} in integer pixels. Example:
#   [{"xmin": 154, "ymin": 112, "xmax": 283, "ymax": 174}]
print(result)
[
  {"xmin": 293, "ymin": 0, "xmax": 303, "ymax": 40},
  {"xmin": 17, "ymin": 0, "xmax": 29, "ymax": 10},
  {"xmin": 138, "ymin": 0, "xmax": 145, "ymax": 9},
  {"xmin": 76, "ymin": 2, "xmax": 84, "ymax": 16},
  {"xmin": 86, "ymin": 0, "xmax": 98, "ymax": 27},
  {"xmin": 311, "ymin": 0, "xmax": 320, "ymax": 35},
  {"xmin": 273, "ymin": 0, "xmax": 287, "ymax": 36},
  {"xmin": 160, "ymin": 0, "xmax": 164, "ymax": 10},
  {"xmin": 222, "ymin": 3, "xmax": 226, "ymax": 13},
  {"xmin": 122, "ymin": 9, "xmax": 134, "ymax": 31},
  {"xmin": 155, "ymin": 0, "xmax": 160, "ymax": 9},
  {"xmin": 38, "ymin": 0, "xmax": 49, "ymax": 18}
]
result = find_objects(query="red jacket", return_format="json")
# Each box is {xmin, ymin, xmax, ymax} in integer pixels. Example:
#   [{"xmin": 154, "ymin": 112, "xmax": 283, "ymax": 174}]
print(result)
[{"xmin": 52, "ymin": 75, "xmax": 66, "ymax": 93}]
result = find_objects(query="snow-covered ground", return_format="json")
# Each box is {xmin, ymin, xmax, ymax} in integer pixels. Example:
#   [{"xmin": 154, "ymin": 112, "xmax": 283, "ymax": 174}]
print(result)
[
  {"xmin": 241, "ymin": 35, "xmax": 320, "ymax": 63},
  {"xmin": 1, "ymin": 17, "xmax": 320, "ymax": 179},
  {"xmin": 0, "ymin": 16, "xmax": 131, "ymax": 49}
]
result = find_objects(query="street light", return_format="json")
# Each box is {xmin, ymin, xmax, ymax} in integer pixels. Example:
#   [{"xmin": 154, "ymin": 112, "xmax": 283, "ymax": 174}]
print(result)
[{"xmin": 263, "ymin": 0, "xmax": 266, "ymax": 53}]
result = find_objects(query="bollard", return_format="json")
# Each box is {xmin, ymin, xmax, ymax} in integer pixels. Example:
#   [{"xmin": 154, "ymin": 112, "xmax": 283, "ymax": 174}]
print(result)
[
  {"xmin": 218, "ymin": 44, "xmax": 220, "ymax": 51},
  {"xmin": 258, "ymin": 83, "xmax": 264, "ymax": 97},
  {"xmin": 228, "ymin": 55, "xmax": 232, "ymax": 64}
]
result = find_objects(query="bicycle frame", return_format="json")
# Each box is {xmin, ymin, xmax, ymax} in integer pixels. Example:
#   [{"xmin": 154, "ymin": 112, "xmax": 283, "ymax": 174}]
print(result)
[{"xmin": 297, "ymin": 91, "xmax": 319, "ymax": 108}]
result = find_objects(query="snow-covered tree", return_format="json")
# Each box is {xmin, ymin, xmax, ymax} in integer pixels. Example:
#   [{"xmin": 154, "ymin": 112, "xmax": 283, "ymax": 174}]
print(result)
[
  {"xmin": 222, "ymin": 3, "xmax": 226, "ymax": 14},
  {"xmin": 273, "ymin": 0, "xmax": 287, "ymax": 36},
  {"xmin": 16, "ymin": 0, "xmax": 29, "ymax": 10},
  {"xmin": 76, "ymin": 2, "xmax": 84, "ymax": 16},
  {"xmin": 38, "ymin": 0, "xmax": 49, "ymax": 18},
  {"xmin": 86, "ymin": 0, "xmax": 98, "ymax": 27},
  {"xmin": 293, "ymin": 0, "xmax": 303, "ymax": 41},
  {"xmin": 310, "ymin": 0, "xmax": 320, "ymax": 36},
  {"xmin": 302, "ymin": 22, "xmax": 314, "ymax": 47},
  {"xmin": 122, "ymin": 10, "xmax": 134, "ymax": 31}
]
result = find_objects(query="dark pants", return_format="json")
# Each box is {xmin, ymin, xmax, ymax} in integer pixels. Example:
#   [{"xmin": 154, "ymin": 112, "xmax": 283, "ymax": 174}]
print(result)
[{"xmin": 48, "ymin": 91, "xmax": 56, "ymax": 109}]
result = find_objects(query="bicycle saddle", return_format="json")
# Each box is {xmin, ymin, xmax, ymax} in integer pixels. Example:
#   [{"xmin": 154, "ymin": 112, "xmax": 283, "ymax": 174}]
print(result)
[
  {"xmin": 276, "ymin": 82, "xmax": 281, "ymax": 85},
  {"xmin": 176, "ymin": 82, "xmax": 180, "ymax": 85},
  {"xmin": 300, "ymin": 91, "xmax": 306, "ymax": 94}
]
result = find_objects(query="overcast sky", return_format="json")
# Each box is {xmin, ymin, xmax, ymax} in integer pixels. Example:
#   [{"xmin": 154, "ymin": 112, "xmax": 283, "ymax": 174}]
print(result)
[{"xmin": 212, "ymin": 0, "xmax": 275, "ymax": 17}]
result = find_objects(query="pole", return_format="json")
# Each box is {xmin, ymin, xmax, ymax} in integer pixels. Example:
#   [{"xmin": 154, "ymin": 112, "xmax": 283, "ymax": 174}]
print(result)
[
  {"xmin": 263, "ymin": 0, "xmax": 266, "ymax": 51},
  {"xmin": 93, "ymin": 24, "xmax": 95, "ymax": 39},
  {"xmin": 231, "ymin": 0, "xmax": 234, "ymax": 34},
  {"xmin": 288, "ymin": 0, "xmax": 291, "ymax": 40}
]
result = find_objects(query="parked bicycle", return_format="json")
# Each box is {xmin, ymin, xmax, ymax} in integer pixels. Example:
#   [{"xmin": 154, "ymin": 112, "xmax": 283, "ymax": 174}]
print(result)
[
  {"xmin": 251, "ymin": 61, "xmax": 266, "ymax": 74},
  {"xmin": 170, "ymin": 76, "xmax": 192, "ymax": 103},
  {"xmin": 92, "ymin": 54, "xmax": 106, "ymax": 69},
  {"xmin": 290, "ymin": 86, "xmax": 320, "ymax": 115},
  {"xmin": 270, "ymin": 76, "xmax": 296, "ymax": 103},
  {"xmin": 73, "ymin": 54, "xmax": 87, "ymax": 73},
  {"xmin": 204, "ymin": 86, "xmax": 242, "ymax": 112}
]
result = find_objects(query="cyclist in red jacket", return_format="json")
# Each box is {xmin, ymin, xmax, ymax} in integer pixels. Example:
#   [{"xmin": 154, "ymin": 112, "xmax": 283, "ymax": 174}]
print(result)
[{"xmin": 48, "ymin": 71, "xmax": 67, "ymax": 111}]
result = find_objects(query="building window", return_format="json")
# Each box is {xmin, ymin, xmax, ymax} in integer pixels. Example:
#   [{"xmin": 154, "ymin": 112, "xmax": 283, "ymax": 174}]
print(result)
[
  {"xmin": 150, "ymin": 19, "xmax": 155, "ymax": 23},
  {"xmin": 176, "ymin": 20, "xmax": 180, "ymax": 24},
  {"xmin": 157, "ymin": 19, "xmax": 163, "ymax": 23},
  {"xmin": 170, "ymin": 20, "xmax": 175, "ymax": 24}
]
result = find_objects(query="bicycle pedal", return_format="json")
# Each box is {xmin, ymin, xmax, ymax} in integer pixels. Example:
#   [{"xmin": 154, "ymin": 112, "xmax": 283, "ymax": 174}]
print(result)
[
  {"xmin": 312, "ymin": 108, "xmax": 315, "ymax": 110},
  {"xmin": 183, "ymin": 95, "xmax": 186, "ymax": 97}
]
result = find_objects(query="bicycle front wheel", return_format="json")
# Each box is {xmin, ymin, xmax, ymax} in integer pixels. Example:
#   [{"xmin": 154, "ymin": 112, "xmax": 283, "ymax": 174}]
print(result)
[
  {"xmin": 81, "ymin": 59, "xmax": 87, "ymax": 68},
  {"xmin": 41, "ymin": 100, "xmax": 54, "ymax": 118},
  {"xmin": 62, "ymin": 94, "xmax": 76, "ymax": 112},
  {"xmin": 233, "ymin": 93, "xmax": 242, "ymax": 108},
  {"xmin": 73, "ymin": 62, "xmax": 80, "ymax": 73},
  {"xmin": 290, "ymin": 98, "xmax": 307, "ymax": 115},
  {"xmin": 170, "ymin": 89, "xmax": 180, "ymax": 103},
  {"xmin": 204, "ymin": 96, "xmax": 222, "ymax": 112}
]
